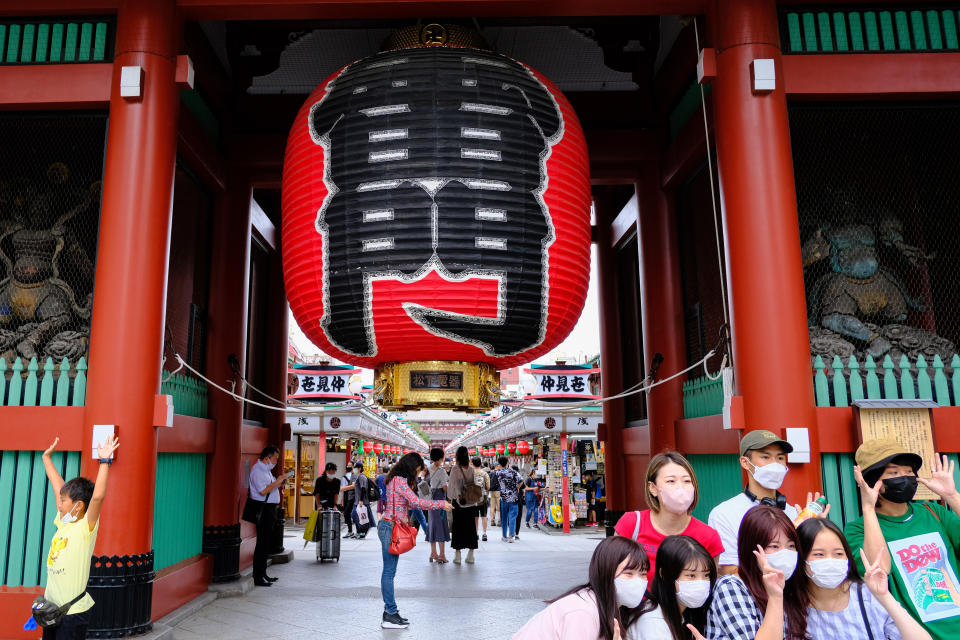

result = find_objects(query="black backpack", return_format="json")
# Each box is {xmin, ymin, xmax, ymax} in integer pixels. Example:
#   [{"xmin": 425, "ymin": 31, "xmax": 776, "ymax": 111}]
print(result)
[
  {"xmin": 368, "ymin": 478, "xmax": 381, "ymax": 502},
  {"xmin": 488, "ymin": 469, "xmax": 501, "ymax": 492}
]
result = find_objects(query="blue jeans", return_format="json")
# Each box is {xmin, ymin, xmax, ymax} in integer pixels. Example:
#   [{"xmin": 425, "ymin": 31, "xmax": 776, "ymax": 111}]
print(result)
[
  {"xmin": 410, "ymin": 508, "xmax": 428, "ymax": 530},
  {"xmin": 501, "ymin": 500, "xmax": 519, "ymax": 538},
  {"xmin": 525, "ymin": 493, "xmax": 538, "ymax": 522},
  {"xmin": 377, "ymin": 519, "xmax": 399, "ymax": 614}
]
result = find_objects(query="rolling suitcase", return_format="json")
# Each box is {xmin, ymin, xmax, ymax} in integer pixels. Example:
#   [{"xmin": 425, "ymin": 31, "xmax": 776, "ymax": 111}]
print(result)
[{"xmin": 317, "ymin": 509, "xmax": 341, "ymax": 562}]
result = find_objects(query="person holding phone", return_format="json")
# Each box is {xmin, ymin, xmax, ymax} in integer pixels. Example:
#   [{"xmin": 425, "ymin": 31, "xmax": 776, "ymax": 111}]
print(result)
[{"xmin": 248, "ymin": 446, "xmax": 290, "ymax": 587}]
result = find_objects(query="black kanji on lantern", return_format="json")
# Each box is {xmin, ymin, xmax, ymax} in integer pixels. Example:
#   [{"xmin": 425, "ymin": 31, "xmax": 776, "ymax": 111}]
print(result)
[{"xmin": 309, "ymin": 47, "xmax": 563, "ymax": 358}]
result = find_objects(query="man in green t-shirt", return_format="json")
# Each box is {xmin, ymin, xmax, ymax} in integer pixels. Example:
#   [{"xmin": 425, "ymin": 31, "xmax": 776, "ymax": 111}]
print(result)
[{"xmin": 845, "ymin": 438, "xmax": 960, "ymax": 640}]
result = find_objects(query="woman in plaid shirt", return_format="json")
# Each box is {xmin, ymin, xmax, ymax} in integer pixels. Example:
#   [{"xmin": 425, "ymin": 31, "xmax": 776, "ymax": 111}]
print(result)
[
  {"xmin": 706, "ymin": 506, "xmax": 809, "ymax": 640},
  {"xmin": 377, "ymin": 452, "xmax": 453, "ymax": 629}
]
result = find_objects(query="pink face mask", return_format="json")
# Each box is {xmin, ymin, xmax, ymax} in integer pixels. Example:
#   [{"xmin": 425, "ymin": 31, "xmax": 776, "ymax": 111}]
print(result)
[{"xmin": 657, "ymin": 485, "xmax": 695, "ymax": 514}]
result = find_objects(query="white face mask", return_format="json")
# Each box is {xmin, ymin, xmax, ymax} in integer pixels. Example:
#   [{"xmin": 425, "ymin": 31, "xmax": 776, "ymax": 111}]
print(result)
[
  {"xmin": 765, "ymin": 549, "xmax": 798, "ymax": 579},
  {"xmin": 327, "ymin": 473, "xmax": 336, "ymax": 479},
  {"xmin": 675, "ymin": 579, "xmax": 711, "ymax": 609},
  {"xmin": 657, "ymin": 486, "xmax": 695, "ymax": 514},
  {"xmin": 749, "ymin": 462, "xmax": 789, "ymax": 490},
  {"xmin": 806, "ymin": 558, "xmax": 849, "ymax": 589},
  {"xmin": 61, "ymin": 505, "xmax": 81, "ymax": 525},
  {"xmin": 614, "ymin": 577, "xmax": 648, "ymax": 608}
]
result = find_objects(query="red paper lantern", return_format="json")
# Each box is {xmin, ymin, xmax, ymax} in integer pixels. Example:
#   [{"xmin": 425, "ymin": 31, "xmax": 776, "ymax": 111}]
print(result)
[
  {"xmin": 468, "ymin": 447, "xmax": 476, "ymax": 456},
  {"xmin": 362, "ymin": 441, "xmax": 374, "ymax": 455},
  {"xmin": 495, "ymin": 443, "xmax": 505, "ymax": 455},
  {"xmin": 373, "ymin": 443, "xmax": 383, "ymax": 454},
  {"xmin": 506, "ymin": 442, "xmax": 516, "ymax": 454},
  {"xmin": 282, "ymin": 46, "xmax": 591, "ymax": 373},
  {"xmin": 403, "ymin": 448, "xmax": 411, "ymax": 454},
  {"xmin": 517, "ymin": 440, "xmax": 530, "ymax": 455}
]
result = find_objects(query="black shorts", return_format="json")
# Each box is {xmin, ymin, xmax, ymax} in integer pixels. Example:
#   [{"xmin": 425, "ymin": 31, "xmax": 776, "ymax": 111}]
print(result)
[{"xmin": 477, "ymin": 498, "xmax": 489, "ymax": 517}]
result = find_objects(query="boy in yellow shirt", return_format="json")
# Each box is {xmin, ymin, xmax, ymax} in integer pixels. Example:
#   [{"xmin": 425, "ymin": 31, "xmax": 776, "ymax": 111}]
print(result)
[{"xmin": 39, "ymin": 434, "xmax": 119, "ymax": 639}]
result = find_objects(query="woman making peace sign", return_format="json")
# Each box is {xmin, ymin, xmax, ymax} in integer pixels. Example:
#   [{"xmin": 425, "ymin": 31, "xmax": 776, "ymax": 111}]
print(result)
[{"xmin": 706, "ymin": 506, "xmax": 809, "ymax": 640}]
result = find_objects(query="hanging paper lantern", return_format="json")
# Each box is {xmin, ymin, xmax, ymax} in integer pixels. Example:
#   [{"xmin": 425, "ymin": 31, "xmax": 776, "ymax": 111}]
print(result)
[
  {"xmin": 506, "ymin": 442, "xmax": 516, "ymax": 454},
  {"xmin": 362, "ymin": 441, "xmax": 374, "ymax": 455},
  {"xmin": 468, "ymin": 447, "xmax": 476, "ymax": 456},
  {"xmin": 403, "ymin": 448, "xmax": 411, "ymax": 454},
  {"xmin": 495, "ymin": 443, "xmax": 505, "ymax": 455},
  {"xmin": 517, "ymin": 440, "xmax": 530, "ymax": 455},
  {"xmin": 373, "ymin": 443, "xmax": 383, "ymax": 454},
  {"xmin": 282, "ymin": 41, "xmax": 591, "ymax": 413}
]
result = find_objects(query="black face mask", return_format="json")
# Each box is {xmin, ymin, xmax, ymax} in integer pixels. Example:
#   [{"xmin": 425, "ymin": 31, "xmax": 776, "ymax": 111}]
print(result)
[{"xmin": 881, "ymin": 476, "xmax": 918, "ymax": 503}]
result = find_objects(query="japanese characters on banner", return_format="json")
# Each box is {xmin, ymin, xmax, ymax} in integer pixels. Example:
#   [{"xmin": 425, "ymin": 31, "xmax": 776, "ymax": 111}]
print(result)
[
  {"xmin": 288, "ymin": 368, "xmax": 359, "ymax": 400},
  {"xmin": 522, "ymin": 411, "xmax": 601, "ymax": 434},
  {"xmin": 524, "ymin": 367, "xmax": 599, "ymax": 401}
]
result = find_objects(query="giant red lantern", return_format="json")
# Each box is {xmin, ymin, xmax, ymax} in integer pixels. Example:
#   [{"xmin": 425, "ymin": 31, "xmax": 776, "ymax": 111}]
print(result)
[
  {"xmin": 282, "ymin": 40, "xmax": 591, "ymax": 413},
  {"xmin": 517, "ymin": 440, "xmax": 530, "ymax": 455}
]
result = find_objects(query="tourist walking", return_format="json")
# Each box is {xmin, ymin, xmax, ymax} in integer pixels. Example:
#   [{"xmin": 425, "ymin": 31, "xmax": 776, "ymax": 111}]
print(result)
[
  {"xmin": 350, "ymin": 461, "xmax": 375, "ymax": 539},
  {"xmin": 425, "ymin": 447, "xmax": 450, "ymax": 563},
  {"xmin": 492, "ymin": 457, "xmax": 524, "ymax": 541},
  {"xmin": 513, "ymin": 535, "xmax": 649, "ymax": 639},
  {"xmin": 378, "ymin": 453, "xmax": 453, "ymax": 629},
  {"xmin": 489, "ymin": 460, "xmax": 502, "ymax": 526},
  {"xmin": 513, "ymin": 465, "xmax": 525, "ymax": 539},
  {"xmin": 449, "ymin": 446, "xmax": 481, "ymax": 564},
  {"xmin": 341, "ymin": 464, "xmax": 357, "ymax": 538},
  {"xmin": 375, "ymin": 465, "xmax": 388, "ymax": 515},
  {"xmin": 524, "ymin": 467, "xmax": 540, "ymax": 529},
  {"xmin": 473, "ymin": 457, "xmax": 490, "ymax": 541}
]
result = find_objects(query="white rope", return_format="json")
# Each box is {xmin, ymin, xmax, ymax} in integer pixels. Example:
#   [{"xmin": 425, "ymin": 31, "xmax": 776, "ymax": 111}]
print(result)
[
  {"xmin": 172, "ymin": 353, "xmax": 361, "ymax": 414},
  {"xmin": 704, "ymin": 353, "xmax": 729, "ymax": 380},
  {"xmin": 693, "ymin": 17, "xmax": 732, "ymax": 340}
]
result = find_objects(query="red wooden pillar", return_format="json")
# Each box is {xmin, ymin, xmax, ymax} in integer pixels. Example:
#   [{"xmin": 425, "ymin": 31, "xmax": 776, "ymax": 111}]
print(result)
[
  {"xmin": 594, "ymin": 192, "xmax": 627, "ymax": 531},
  {"xmin": 264, "ymin": 240, "xmax": 289, "ymax": 459},
  {"xmin": 636, "ymin": 158, "xmax": 685, "ymax": 455},
  {"xmin": 201, "ymin": 171, "xmax": 253, "ymax": 582},
  {"xmin": 712, "ymin": 0, "xmax": 821, "ymax": 497},
  {"xmin": 81, "ymin": 0, "xmax": 179, "ymax": 633}
]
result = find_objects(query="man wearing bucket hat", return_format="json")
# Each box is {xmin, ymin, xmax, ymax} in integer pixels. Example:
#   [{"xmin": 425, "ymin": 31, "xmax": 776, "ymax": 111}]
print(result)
[
  {"xmin": 709, "ymin": 429, "xmax": 824, "ymax": 575},
  {"xmin": 845, "ymin": 438, "xmax": 960, "ymax": 639}
]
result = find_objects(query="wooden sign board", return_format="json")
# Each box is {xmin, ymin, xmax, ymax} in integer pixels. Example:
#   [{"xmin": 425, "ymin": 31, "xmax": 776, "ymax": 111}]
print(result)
[{"xmin": 854, "ymin": 399, "xmax": 938, "ymax": 501}]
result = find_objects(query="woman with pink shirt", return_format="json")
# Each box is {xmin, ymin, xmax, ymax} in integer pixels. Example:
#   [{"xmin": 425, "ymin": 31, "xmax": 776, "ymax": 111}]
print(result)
[
  {"xmin": 513, "ymin": 536, "xmax": 650, "ymax": 640},
  {"xmin": 378, "ymin": 452, "xmax": 453, "ymax": 630}
]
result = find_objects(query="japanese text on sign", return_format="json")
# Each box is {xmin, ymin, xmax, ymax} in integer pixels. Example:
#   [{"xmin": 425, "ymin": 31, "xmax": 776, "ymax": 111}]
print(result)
[
  {"xmin": 410, "ymin": 371, "xmax": 464, "ymax": 391},
  {"xmin": 538, "ymin": 374, "xmax": 587, "ymax": 394},
  {"xmin": 293, "ymin": 374, "xmax": 347, "ymax": 395},
  {"xmin": 859, "ymin": 407, "xmax": 937, "ymax": 501}
]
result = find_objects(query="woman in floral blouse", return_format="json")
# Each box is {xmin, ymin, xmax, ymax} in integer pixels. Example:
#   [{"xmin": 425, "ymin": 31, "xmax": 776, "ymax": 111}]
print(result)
[{"xmin": 378, "ymin": 452, "xmax": 453, "ymax": 630}]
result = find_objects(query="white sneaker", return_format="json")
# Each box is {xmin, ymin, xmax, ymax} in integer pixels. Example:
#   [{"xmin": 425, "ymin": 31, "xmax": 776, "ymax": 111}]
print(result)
[{"xmin": 508, "ymin": 537, "xmax": 515, "ymax": 543}]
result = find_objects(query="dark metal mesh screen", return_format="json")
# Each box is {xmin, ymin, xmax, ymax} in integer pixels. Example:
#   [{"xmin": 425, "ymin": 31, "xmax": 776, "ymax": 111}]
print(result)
[
  {"xmin": 791, "ymin": 103, "xmax": 960, "ymax": 368},
  {"xmin": 0, "ymin": 113, "xmax": 105, "ymax": 364}
]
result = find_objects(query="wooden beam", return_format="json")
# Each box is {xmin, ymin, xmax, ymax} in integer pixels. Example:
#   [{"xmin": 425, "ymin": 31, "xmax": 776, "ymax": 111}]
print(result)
[
  {"xmin": 157, "ymin": 415, "xmax": 216, "ymax": 453},
  {"xmin": 250, "ymin": 196, "xmax": 277, "ymax": 250},
  {"xmin": 784, "ymin": 53, "xmax": 960, "ymax": 100},
  {"xmin": 661, "ymin": 97, "xmax": 712, "ymax": 190},
  {"xmin": 178, "ymin": 102, "xmax": 226, "ymax": 192},
  {"xmin": 654, "ymin": 23, "xmax": 699, "ymax": 116},
  {"xmin": 0, "ymin": 407, "xmax": 84, "ymax": 450},
  {"xmin": 610, "ymin": 191, "xmax": 638, "ymax": 248},
  {"xmin": 0, "ymin": 64, "xmax": 111, "ymax": 110},
  {"xmin": 176, "ymin": 0, "xmax": 706, "ymax": 21}
]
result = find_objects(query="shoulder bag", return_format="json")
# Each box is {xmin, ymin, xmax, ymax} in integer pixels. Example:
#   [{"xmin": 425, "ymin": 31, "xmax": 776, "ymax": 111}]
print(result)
[
  {"xmin": 388, "ymin": 519, "xmax": 418, "ymax": 554},
  {"xmin": 241, "ymin": 490, "xmax": 263, "ymax": 523},
  {"xmin": 459, "ymin": 467, "xmax": 483, "ymax": 505},
  {"xmin": 31, "ymin": 592, "xmax": 87, "ymax": 628},
  {"xmin": 856, "ymin": 582, "xmax": 875, "ymax": 640}
]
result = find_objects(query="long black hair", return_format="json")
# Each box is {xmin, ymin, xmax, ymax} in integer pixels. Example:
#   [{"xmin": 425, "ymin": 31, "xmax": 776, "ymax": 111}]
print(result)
[
  {"xmin": 795, "ymin": 517, "xmax": 862, "ymax": 595},
  {"xmin": 386, "ymin": 452, "xmax": 425, "ymax": 491},
  {"xmin": 455, "ymin": 446, "xmax": 470, "ymax": 468},
  {"xmin": 647, "ymin": 535, "xmax": 717, "ymax": 640},
  {"xmin": 549, "ymin": 535, "xmax": 650, "ymax": 640}
]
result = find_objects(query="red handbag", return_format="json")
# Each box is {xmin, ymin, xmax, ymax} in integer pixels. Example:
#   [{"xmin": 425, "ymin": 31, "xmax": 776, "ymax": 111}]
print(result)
[{"xmin": 388, "ymin": 519, "xmax": 417, "ymax": 555}]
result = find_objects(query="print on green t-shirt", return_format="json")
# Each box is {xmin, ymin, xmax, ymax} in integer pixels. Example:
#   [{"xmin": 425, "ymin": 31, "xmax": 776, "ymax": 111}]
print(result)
[{"xmin": 846, "ymin": 502, "xmax": 960, "ymax": 640}]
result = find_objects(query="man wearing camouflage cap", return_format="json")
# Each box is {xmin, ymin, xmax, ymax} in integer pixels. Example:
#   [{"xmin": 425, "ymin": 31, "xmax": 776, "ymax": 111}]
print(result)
[
  {"xmin": 846, "ymin": 438, "xmax": 960, "ymax": 639},
  {"xmin": 709, "ymin": 429, "xmax": 825, "ymax": 575}
]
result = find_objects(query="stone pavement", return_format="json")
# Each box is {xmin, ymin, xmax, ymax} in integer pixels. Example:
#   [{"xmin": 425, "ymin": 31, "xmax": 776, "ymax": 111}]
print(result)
[{"xmin": 172, "ymin": 522, "xmax": 603, "ymax": 639}]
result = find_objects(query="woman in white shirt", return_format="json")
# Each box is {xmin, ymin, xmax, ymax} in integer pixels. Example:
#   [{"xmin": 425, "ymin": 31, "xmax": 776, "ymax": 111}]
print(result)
[
  {"xmin": 513, "ymin": 535, "xmax": 649, "ymax": 640},
  {"xmin": 631, "ymin": 535, "xmax": 718, "ymax": 640},
  {"xmin": 796, "ymin": 518, "xmax": 930, "ymax": 640}
]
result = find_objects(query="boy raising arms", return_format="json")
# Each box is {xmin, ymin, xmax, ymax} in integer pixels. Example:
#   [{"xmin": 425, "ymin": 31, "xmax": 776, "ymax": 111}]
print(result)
[{"xmin": 40, "ymin": 435, "xmax": 119, "ymax": 639}]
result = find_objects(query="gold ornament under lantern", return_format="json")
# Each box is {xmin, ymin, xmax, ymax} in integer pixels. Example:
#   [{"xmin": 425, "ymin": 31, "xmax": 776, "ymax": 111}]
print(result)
[{"xmin": 374, "ymin": 361, "xmax": 500, "ymax": 412}]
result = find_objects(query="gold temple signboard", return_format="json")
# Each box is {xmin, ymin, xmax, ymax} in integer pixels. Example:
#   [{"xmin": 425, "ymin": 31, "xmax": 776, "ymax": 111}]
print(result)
[
  {"xmin": 374, "ymin": 361, "xmax": 499, "ymax": 412},
  {"xmin": 854, "ymin": 399, "xmax": 938, "ymax": 501}
]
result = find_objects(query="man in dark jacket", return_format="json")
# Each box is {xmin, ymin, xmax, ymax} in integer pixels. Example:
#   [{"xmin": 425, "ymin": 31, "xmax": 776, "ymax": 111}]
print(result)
[{"xmin": 351, "ymin": 461, "xmax": 375, "ymax": 539}]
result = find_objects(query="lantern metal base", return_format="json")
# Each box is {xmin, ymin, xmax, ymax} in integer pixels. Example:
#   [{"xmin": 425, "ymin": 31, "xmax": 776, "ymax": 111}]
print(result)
[{"xmin": 374, "ymin": 361, "xmax": 499, "ymax": 412}]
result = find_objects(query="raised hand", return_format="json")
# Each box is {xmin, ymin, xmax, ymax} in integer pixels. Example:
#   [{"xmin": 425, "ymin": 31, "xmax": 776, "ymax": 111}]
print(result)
[
  {"xmin": 686, "ymin": 624, "xmax": 708, "ymax": 640},
  {"xmin": 96, "ymin": 435, "xmax": 119, "ymax": 460},
  {"xmin": 42, "ymin": 437, "xmax": 60, "ymax": 457},
  {"xmin": 860, "ymin": 548, "xmax": 889, "ymax": 597},
  {"xmin": 918, "ymin": 454, "xmax": 957, "ymax": 499},
  {"xmin": 754, "ymin": 546, "xmax": 785, "ymax": 599},
  {"xmin": 854, "ymin": 465, "xmax": 883, "ymax": 509}
]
